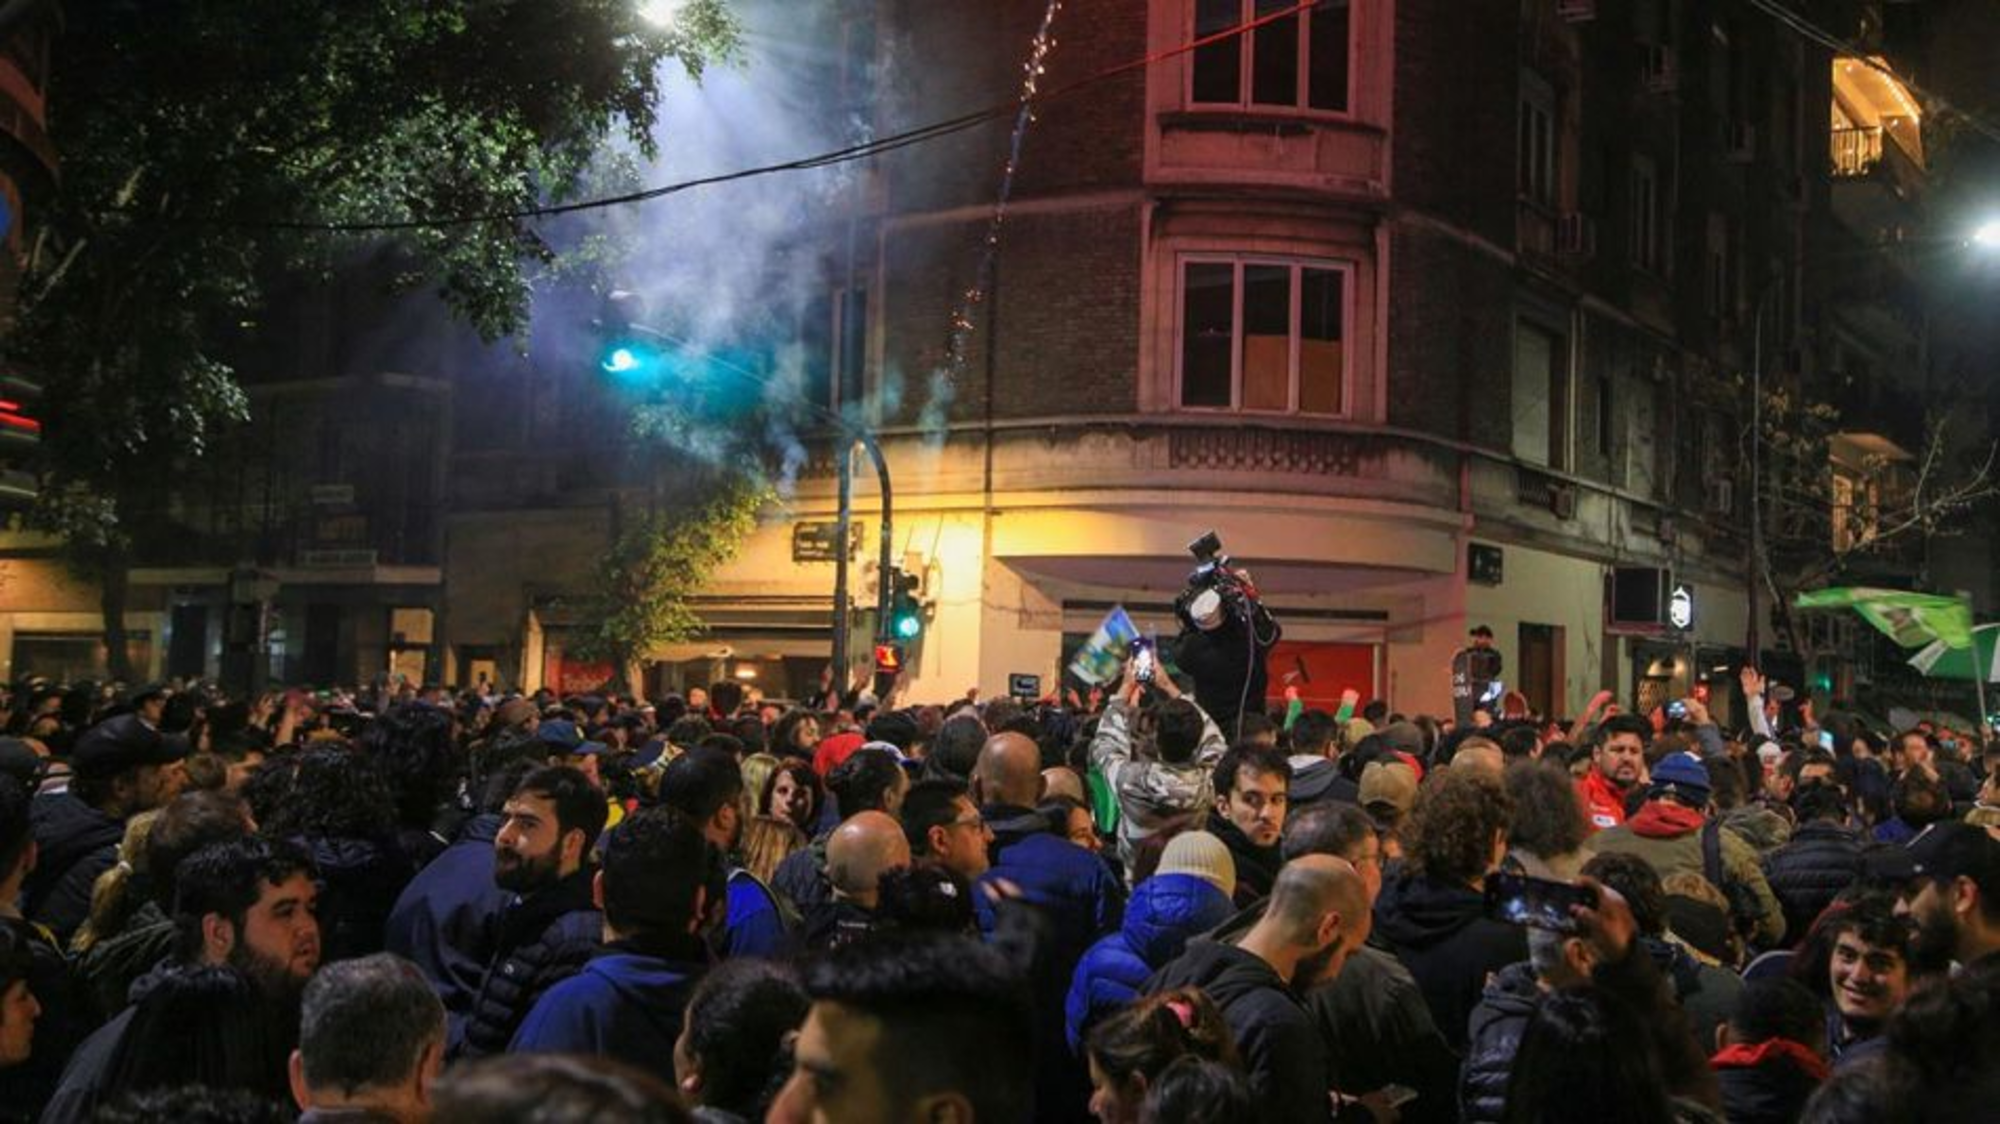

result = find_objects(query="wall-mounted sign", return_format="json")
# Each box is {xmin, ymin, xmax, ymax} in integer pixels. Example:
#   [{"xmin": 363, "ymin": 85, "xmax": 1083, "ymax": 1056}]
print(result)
[
  {"xmin": 1668, "ymin": 583, "xmax": 1695, "ymax": 631},
  {"xmin": 792, "ymin": 521, "xmax": 863, "ymax": 563}
]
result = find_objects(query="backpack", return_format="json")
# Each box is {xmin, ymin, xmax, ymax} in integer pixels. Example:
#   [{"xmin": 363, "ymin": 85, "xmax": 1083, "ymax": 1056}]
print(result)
[{"xmin": 1700, "ymin": 821, "xmax": 1766, "ymax": 939}]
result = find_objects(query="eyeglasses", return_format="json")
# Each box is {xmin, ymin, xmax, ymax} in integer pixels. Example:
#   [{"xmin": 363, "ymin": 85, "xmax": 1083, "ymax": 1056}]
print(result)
[{"xmin": 948, "ymin": 813, "xmax": 987, "ymax": 830}]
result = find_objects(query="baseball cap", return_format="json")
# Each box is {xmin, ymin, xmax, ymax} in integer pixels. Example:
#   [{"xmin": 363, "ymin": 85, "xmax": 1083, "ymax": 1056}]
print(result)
[
  {"xmin": 69, "ymin": 714, "xmax": 188, "ymax": 777},
  {"xmin": 0, "ymin": 738, "xmax": 43, "ymax": 787},
  {"xmin": 1906, "ymin": 822, "xmax": 1999, "ymax": 887},
  {"xmin": 1359, "ymin": 760, "xmax": 1418, "ymax": 817}
]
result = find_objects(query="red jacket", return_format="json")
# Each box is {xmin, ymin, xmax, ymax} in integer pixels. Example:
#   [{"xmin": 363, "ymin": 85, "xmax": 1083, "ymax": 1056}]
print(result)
[{"xmin": 1576, "ymin": 769, "xmax": 1632, "ymax": 833}]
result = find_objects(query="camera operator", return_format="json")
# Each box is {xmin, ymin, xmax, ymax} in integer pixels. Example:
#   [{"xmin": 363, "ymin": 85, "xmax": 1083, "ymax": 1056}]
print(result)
[{"xmin": 1171, "ymin": 534, "xmax": 1281, "ymax": 741}]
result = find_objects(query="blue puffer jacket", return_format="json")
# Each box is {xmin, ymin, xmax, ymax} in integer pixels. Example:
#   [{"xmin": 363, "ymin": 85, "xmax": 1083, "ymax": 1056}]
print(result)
[{"xmin": 1064, "ymin": 873, "xmax": 1233, "ymax": 1051}]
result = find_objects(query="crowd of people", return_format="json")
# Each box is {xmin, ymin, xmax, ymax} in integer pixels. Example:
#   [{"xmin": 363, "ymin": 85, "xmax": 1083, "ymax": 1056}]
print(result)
[{"xmin": 0, "ymin": 645, "xmax": 1995, "ymax": 1123}]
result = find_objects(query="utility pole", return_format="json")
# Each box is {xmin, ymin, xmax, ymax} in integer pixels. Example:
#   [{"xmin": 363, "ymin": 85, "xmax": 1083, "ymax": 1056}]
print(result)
[{"xmin": 828, "ymin": 430, "xmax": 894, "ymax": 700}]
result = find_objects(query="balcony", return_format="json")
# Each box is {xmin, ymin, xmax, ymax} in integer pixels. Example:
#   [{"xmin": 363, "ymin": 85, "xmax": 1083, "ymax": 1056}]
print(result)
[{"xmin": 1831, "ymin": 126, "xmax": 1883, "ymax": 178}]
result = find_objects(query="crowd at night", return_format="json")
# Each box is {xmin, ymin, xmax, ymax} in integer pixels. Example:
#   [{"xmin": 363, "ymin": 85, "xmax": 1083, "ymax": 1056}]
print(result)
[{"xmin": 0, "ymin": 626, "xmax": 1995, "ymax": 1122}]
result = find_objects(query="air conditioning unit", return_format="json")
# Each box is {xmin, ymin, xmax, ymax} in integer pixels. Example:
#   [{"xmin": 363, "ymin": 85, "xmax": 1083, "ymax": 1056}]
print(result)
[
  {"xmin": 1550, "ymin": 483, "xmax": 1578, "ymax": 519},
  {"xmin": 1706, "ymin": 478, "xmax": 1735, "ymax": 515},
  {"xmin": 1643, "ymin": 44, "xmax": 1679, "ymax": 93},
  {"xmin": 1724, "ymin": 120, "xmax": 1756, "ymax": 162},
  {"xmin": 1556, "ymin": 0, "xmax": 1597, "ymax": 21},
  {"xmin": 1557, "ymin": 212, "xmax": 1598, "ymax": 258}
]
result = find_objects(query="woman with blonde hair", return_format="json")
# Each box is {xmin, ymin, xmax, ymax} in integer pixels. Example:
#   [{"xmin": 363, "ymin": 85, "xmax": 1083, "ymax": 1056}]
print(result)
[
  {"xmin": 739, "ymin": 752, "xmax": 780, "ymax": 826},
  {"xmin": 738, "ymin": 814, "xmax": 806, "ymax": 886},
  {"xmin": 67, "ymin": 809, "xmax": 161, "ymax": 956}
]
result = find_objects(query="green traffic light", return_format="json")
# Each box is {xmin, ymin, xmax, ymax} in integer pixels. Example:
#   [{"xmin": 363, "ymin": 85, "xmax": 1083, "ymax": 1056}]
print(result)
[
  {"xmin": 894, "ymin": 612, "xmax": 922, "ymax": 640},
  {"xmin": 602, "ymin": 346, "xmax": 643, "ymax": 375}
]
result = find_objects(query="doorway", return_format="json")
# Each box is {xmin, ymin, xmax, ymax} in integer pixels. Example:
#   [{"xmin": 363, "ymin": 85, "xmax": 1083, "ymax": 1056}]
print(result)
[{"xmin": 1518, "ymin": 623, "xmax": 1563, "ymax": 719}]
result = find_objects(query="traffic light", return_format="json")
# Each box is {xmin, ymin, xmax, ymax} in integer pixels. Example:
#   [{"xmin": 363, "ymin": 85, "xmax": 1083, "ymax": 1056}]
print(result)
[
  {"xmin": 0, "ymin": 373, "xmax": 43, "ymax": 510},
  {"xmin": 594, "ymin": 290, "xmax": 666, "ymax": 385},
  {"xmin": 873, "ymin": 642, "xmax": 903, "ymax": 674},
  {"xmin": 888, "ymin": 567, "xmax": 923, "ymax": 640}
]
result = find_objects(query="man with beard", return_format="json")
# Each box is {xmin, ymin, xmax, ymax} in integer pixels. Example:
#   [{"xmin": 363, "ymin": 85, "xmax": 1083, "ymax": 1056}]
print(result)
[
  {"xmin": 1208, "ymin": 743, "xmax": 1292, "ymax": 908},
  {"xmin": 41, "ymin": 836, "xmax": 322, "ymax": 1124},
  {"xmin": 454, "ymin": 766, "xmax": 606, "ymax": 1058},
  {"xmin": 1145, "ymin": 855, "xmax": 1371, "ymax": 1123},
  {"xmin": 1898, "ymin": 822, "xmax": 2000, "ymax": 973},
  {"xmin": 1577, "ymin": 714, "xmax": 1648, "ymax": 832}
]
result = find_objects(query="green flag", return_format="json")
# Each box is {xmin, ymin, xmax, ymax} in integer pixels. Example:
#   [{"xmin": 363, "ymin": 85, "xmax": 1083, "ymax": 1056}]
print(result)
[
  {"xmin": 1908, "ymin": 624, "xmax": 2000, "ymax": 683},
  {"xmin": 1794, "ymin": 587, "xmax": 1975, "ymax": 650}
]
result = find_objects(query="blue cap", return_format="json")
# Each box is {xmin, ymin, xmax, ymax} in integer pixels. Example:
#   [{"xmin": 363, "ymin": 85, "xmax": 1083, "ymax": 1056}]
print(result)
[{"xmin": 536, "ymin": 719, "xmax": 583, "ymax": 749}]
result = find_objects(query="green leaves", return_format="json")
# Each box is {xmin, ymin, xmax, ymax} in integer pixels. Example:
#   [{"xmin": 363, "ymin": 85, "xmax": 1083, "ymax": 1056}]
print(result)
[{"xmin": 568, "ymin": 476, "xmax": 771, "ymax": 665}]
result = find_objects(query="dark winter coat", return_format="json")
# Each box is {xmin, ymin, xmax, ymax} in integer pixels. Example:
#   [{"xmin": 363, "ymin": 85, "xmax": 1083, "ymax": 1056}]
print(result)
[
  {"xmin": 298, "ymin": 833, "xmax": 415, "ymax": 963},
  {"xmin": 1147, "ymin": 938, "xmax": 1329, "ymax": 1123},
  {"xmin": 1459, "ymin": 961, "xmax": 1540, "ymax": 1124},
  {"xmin": 1760, "ymin": 821, "xmax": 1867, "ymax": 941},
  {"xmin": 74, "ymin": 902, "xmax": 174, "ymax": 1024},
  {"xmin": 799, "ymin": 898, "xmax": 884, "ymax": 952},
  {"xmin": 1310, "ymin": 941, "xmax": 1461, "ymax": 1124},
  {"xmin": 770, "ymin": 833, "xmax": 831, "ymax": 914},
  {"xmin": 1064, "ymin": 873, "xmax": 1233, "ymax": 1050},
  {"xmin": 977, "ymin": 804, "xmax": 1124, "ymax": 1124},
  {"xmin": 508, "ymin": 945, "xmax": 704, "ymax": 1083},
  {"xmin": 23, "ymin": 792, "xmax": 125, "ymax": 944},
  {"xmin": 1288, "ymin": 759, "xmax": 1360, "ymax": 809},
  {"xmin": 384, "ymin": 813, "xmax": 513, "ymax": 1044},
  {"xmin": 1208, "ymin": 815, "xmax": 1282, "ymax": 909},
  {"xmin": 38, "ymin": 957, "xmax": 180, "ymax": 1124},
  {"xmin": 721, "ymin": 868, "xmax": 795, "ymax": 959},
  {"xmin": 1371, "ymin": 873, "xmax": 1529, "ymax": 1052},
  {"xmin": 454, "ymin": 867, "xmax": 602, "ymax": 1059},
  {"xmin": 1712, "ymin": 1039, "xmax": 1828, "ymax": 1124},
  {"xmin": 0, "ymin": 919, "xmax": 89, "ymax": 1121}
]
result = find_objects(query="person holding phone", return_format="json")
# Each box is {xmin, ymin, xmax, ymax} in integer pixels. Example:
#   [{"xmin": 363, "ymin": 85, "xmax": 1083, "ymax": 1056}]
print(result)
[{"xmin": 1088, "ymin": 658, "xmax": 1229, "ymax": 866}]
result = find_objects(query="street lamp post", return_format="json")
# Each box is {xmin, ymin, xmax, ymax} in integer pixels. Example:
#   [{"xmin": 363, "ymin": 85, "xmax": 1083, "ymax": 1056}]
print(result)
[{"xmin": 829, "ymin": 429, "xmax": 894, "ymax": 698}]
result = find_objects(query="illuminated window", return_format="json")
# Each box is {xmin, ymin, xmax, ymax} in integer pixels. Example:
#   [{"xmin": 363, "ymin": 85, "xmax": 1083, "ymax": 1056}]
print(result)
[
  {"xmin": 1178, "ymin": 257, "xmax": 1348, "ymax": 415},
  {"xmin": 1192, "ymin": 0, "xmax": 1351, "ymax": 112}
]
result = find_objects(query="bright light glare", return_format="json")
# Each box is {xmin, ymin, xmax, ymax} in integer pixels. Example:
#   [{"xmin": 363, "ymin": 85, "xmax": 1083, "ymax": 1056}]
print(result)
[
  {"xmin": 638, "ymin": 0, "xmax": 687, "ymax": 29},
  {"xmin": 602, "ymin": 347, "xmax": 642, "ymax": 374},
  {"xmin": 1974, "ymin": 219, "xmax": 2000, "ymax": 249},
  {"xmin": 895, "ymin": 614, "xmax": 922, "ymax": 640}
]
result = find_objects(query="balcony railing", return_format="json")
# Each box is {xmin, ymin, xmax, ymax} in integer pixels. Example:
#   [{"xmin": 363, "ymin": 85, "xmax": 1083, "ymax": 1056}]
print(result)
[{"xmin": 1832, "ymin": 126, "xmax": 1883, "ymax": 177}]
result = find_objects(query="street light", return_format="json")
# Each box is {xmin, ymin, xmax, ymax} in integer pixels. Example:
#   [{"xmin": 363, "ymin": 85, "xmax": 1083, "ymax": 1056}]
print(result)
[
  {"xmin": 637, "ymin": 0, "xmax": 688, "ymax": 30},
  {"xmin": 1973, "ymin": 218, "xmax": 2000, "ymax": 248}
]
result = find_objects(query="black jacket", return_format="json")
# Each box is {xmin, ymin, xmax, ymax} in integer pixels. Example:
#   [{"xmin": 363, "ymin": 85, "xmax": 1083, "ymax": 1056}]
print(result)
[
  {"xmin": 1714, "ymin": 1050, "xmax": 1824, "ymax": 1124},
  {"xmin": 1173, "ymin": 608, "xmax": 1278, "ymax": 740},
  {"xmin": 385, "ymin": 813, "xmax": 513, "ymax": 1045},
  {"xmin": 1148, "ymin": 938, "xmax": 1329, "ymax": 1123},
  {"xmin": 1371, "ymin": 873, "xmax": 1528, "ymax": 1052},
  {"xmin": 770, "ymin": 833, "xmax": 831, "ymax": 914},
  {"xmin": 37, "ymin": 957, "xmax": 181, "ymax": 1124},
  {"xmin": 1312, "ymin": 940, "xmax": 1460, "ymax": 1124},
  {"xmin": 1459, "ymin": 961, "xmax": 1539, "ymax": 1124},
  {"xmin": 24, "ymin": 792, "xmax": 125, "ymax": 945},
  {"xmin": 299, "ymin": 833, "xmax": 415, "ymax": 963},
  {"xmin": 1290, "ymin": 759, "xmax": 1361, "ymax": 809},
  {"xmin": 74, "ymin": 902, "xmax": 174, "ymax": 1024},
  {"xmin": 1209, "ymin": 815, "xmax": 1282, "ymax": 910},
  {"xmin": 454, "ymin": 867, "xmax": 602, "ymax": 1059},
  {"xmin": 1760, "ymin": 821, "xmax": 1867, "ymax": 941},
  {"xmin": 0, "ymin": 919, "xmax": 89, "ymax": 1122}
]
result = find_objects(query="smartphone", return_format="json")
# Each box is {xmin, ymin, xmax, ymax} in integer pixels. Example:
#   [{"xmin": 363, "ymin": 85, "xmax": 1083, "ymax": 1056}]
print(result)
[
  {"xmin": 1667, "ymin": 699, "xmax": 1689, "ymax": 720},
  {"xmin": 1483, "ymin": 872, "xmax": 1598, "ymax": 934},
  {"xmin": 1131, "ymin": 638, "xmax": 1156, "ymax": 684},
  {"xmin": 1818, "ymin": 730, "xmax": 1835, "ymax": 750}
]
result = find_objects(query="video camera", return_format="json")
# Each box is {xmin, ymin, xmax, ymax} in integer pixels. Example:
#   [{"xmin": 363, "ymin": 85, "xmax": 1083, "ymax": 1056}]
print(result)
[{"xmin": 1173, "ymin": 530, "xmax": 1263, "ymax": 632}]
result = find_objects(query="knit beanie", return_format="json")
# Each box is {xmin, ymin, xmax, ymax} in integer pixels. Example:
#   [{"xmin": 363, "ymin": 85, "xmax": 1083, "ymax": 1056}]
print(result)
[{"xmin": 1157, "ymin": 830, "xmax": 1237, "ymax": 900}]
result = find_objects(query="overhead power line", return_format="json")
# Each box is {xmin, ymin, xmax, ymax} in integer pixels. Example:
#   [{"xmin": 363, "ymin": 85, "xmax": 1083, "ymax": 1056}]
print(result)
[{"xmin": 244, "ymin": 1, "xmax": 1318, "ymax": 233}]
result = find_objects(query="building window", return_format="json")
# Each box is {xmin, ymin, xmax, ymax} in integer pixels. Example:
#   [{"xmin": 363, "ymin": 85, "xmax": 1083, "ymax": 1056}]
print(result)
[
  {"xmin": 1178, "ymin": 257, "xmax": 1348, "ymax": 415},
  {"xmin": 1630, "ymin": 155, "xmax": 1663, "ymax": 273},
  {"xmin": 1706, "ymin": 213, "xmax": 1732, "ymax": 321},
  {"xmin": 1596, "ymin": 371, "xmax": 1615, "ymax": 458},
  {"xmin": 1519, "ymin": 75, "xmax": 1556, "ymax": 206},
  {"xmin": 1192, "ymin": 0, "xmax": 1351, "ymax": 113},
  {"xmin": 1511, "ymin": 320, "xmax": 1569, "ymax": 470}
]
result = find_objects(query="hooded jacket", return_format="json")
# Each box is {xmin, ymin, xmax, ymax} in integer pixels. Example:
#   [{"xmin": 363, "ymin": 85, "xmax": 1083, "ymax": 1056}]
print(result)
[
  {"xmin": 455, "ymin": 866, "xmax": 602, "ymax": 1058},
  {"xmin": 508, "ymin": 946, "xmax": 705, "ymax": 1081},
  {"xmin": 299, "ymin": 832, "xmax": 415, "ymax": 963},
  {"xmin": 1591, "ymin": 803, "xmax": 1787, "ymax": 947},
  {"xmin": 1760, "ymin": 819, "xmax": 1867, "ymax": 948},
  {"xmin": 38, "ymin": 957, "xmax": 185, "ymax": 1124},
  {"xmin": 1371, "ymin": 873, "xmax": 1529, "ymax": 1052},
  {"xmin": 1577, "ymin": 768, "xmax": 1634, "ymax": 832},
  {"xmin": 24, "ymin": 792, "xmax": 126, "ymax": 944},
  {"xmin": 1147, "ymin": 937, "xmax": 1329, "ymax": 1123},
  {"xmin": 1288, "ymin": 758, "xmax": 1361, "ymax": 809},
  {"xmin": 1311, "ymin": 941, "xmax": 1460, "ymax": 1124},
  {"xmin": 1711, "ymin": 1038, "xmax": 1828, "ymax": 1124},
  {"xmin": 1459, "ymin": 961, "xmax": 1541, "ymax": 1124},
  {"xmin": 1064, "ymin": 873, "xmax": 1234, "ymax": 1050},
  {"xmin": 1088, "ymin": 699, "xmax": 1227, "ymax": 863},
  {"xmin": 385, "ymin": 813, "xmax": 514, "ymax": 1044},
  {"xmin": 770, "ymin": 832, "xmax": 831, "ymax": 914}
]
